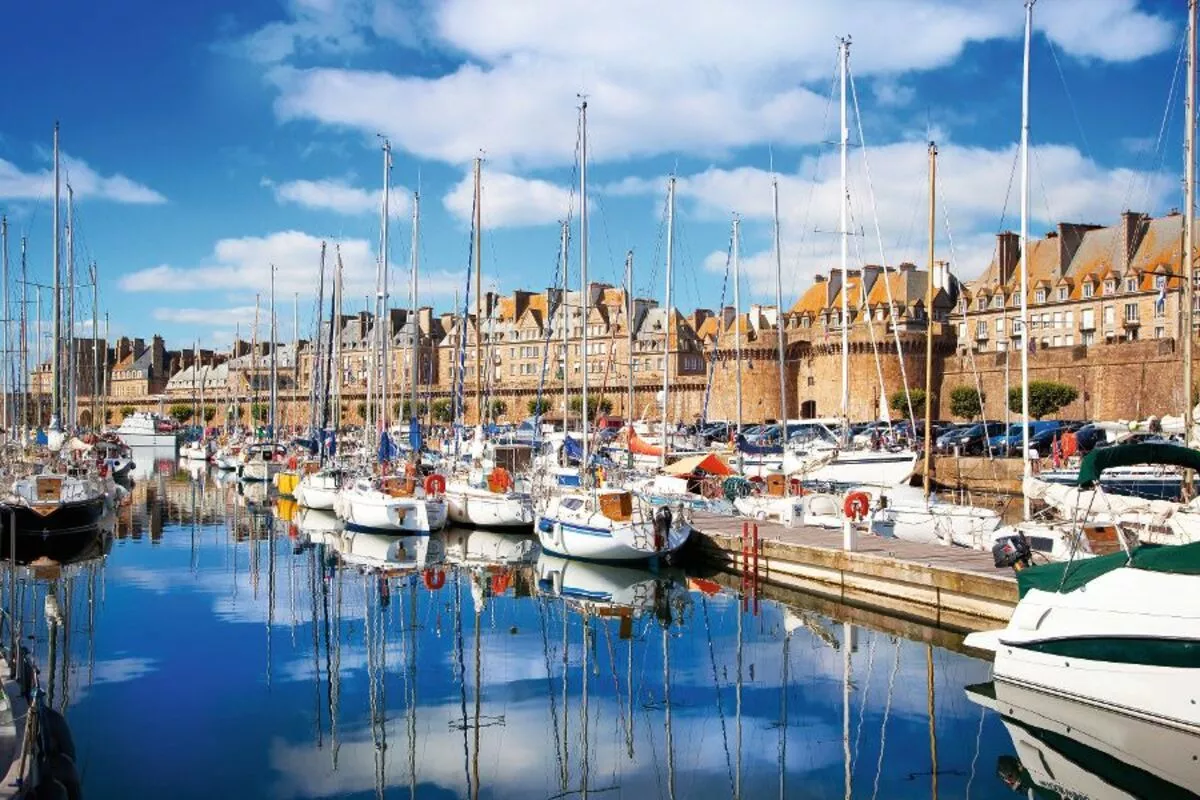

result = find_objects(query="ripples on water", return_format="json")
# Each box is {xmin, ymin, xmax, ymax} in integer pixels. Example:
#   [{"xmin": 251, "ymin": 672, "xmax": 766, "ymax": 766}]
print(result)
[{"xmin": 0, "ymin": 452, "xmax": 1184, "ymax": 799}]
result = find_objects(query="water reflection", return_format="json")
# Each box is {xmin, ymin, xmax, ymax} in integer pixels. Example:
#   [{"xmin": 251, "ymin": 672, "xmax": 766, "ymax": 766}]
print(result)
[{"xmin": 0, "ymin": 450, "xmax": 1189, "ymax": 799}]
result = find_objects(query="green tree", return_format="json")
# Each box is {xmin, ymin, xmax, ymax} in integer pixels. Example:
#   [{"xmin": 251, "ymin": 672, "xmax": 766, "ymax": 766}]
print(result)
[
  {"xmin": 251, "ymin": 402, "xmax": 269, "ymax": 422},
  {"xmin": 487, "ymin": 399, "xmax": 508, "ymax": 419},
  {"xmin": 569, "ymin": 395, "xmax": 614, "ymax": 418},
  {"xmin": 888, "ymin": 388, "xmax": 926, "ymax": 419},
  {"xmin": 355, "ymin": 402, "xmax": 367, "ymax": 420},
  {"xmin": 431, "ymin": 398, "xmax": 455, "ymax": 423},
  {"xmin": 168, "ymin": 404, "xmax": 194, "ymax": 424},
  {"xmin": 527, "ymin": 397, "xmax": 551, "ymax": 416},
  {"xmin": 202, "ymin": 405, "xmax": 217, "ymax": 423},
  {"xmin": 395, "ymin": 399, "xmax": 428, "ymax": 419},
  {"xmin": 1008, "ymin": 381, "xmax": 1079, "ymax": 420},
  {"xmin": 949, "ymin": 386, "xmax": 984, "ymax": 420},
  {"xmin": 119, "ymin": 405, "xmax": 135, "ymax": 419}
]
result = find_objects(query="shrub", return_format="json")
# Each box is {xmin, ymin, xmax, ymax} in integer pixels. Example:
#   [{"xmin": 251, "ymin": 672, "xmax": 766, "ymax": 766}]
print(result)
[
  {"xmin": 1008, "ymin": 381, "xmax": 1079, "ymax": 420},
  {"xmin": 949, "ymin": 386, "xmax": 984, "ymax": 420}
]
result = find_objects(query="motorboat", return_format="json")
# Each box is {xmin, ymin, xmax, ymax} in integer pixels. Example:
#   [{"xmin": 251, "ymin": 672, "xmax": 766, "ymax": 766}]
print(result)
[
  {"xmin": 535, "ymin": 485, "xmax": 690, "ymax": 562},
  {"xmin": 861, "ymin": 482, "xmax": 1002, "ymax": 547},
  {"xmin": 213, "ymin": 444, "xmax": 241, "ymax": 471},
  {"xmin": 180, "ymin": 439, "xmax": 210, "ymax": 462},
  {"xmin": 965, "ymin": 680, "xmax": 1200, "ymax": 798},
  {"xmin": 333, "ymin": 473, "xmax": 447, "ymax": 534},
  {"xmin": 237, "ymin": 442, "xmax": 285, "ymax": 483},
  {"xmin": 115, "ymin": 411, "xmax": 180, "ymax": 451}
]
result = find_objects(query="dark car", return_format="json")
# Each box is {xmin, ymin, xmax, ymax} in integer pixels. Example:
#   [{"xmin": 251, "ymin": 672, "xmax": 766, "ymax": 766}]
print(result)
[
  {"xmin": 1027, "ymin": 420, "xmax": 1088, "ymax": 458},
  {"xmin": 953, "ymin": 421, "xmax": 1009, "ymax": 455},
  {"xmin": 699, "ymin": 421, "xmax": 732, "ymax": 444}
]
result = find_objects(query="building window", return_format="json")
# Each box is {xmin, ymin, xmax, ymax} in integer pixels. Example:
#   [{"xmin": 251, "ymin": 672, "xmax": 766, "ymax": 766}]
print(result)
[
  {"xmin": 1065, "ymin": 334, "xmax": 1074, "ymax": 346},
  {"xmin": 1155, "ymin": 326, "xmax": 1165, "ymax": 339},
  {"xmin": 993, "ymin": 294, "xmax": 1004, "ymax": 309},
  {"xmin": 1053, "ymin": 312, "xmax": 1063, "ymax": 328},
  {"xmin": 1124, "ymin": 303, "xmax": 1139, "ymax": 323},
  {"xmin": 1057, "ymin": 286, "xmax": 1068, "ymax": 301},
  {"xmin": 1156, "ymin": 274, "xmax": 1167, "ymax": 290},
  {"xmin": 996, "ymin": 318, "xmax": 1005, "ymax": 336},
  {"xmin": 1104, "ymin": 305, "xmax": 1115, "ymax": 327},
  {"xmin": 1082, "ymin": 282, "xmax": 1094, "ymax": 298},
  {"xmin": 1125, "ymin": 276, "xmax": 1138, "ymax": 292},
  {"xmin": 1104, "ymin": 280, "xmax": 1116, "ymax": 295},
  {"xmin": 1034, "ymin": 288, "xmax": 1047, "ymax": 303},
  {"xmin": 1082, "ymin": 330, "xmax": 1095, "ymax": 346},
  {"xmin": 975, "ymin": 320, "xmax": 987, "ymax": 339}
]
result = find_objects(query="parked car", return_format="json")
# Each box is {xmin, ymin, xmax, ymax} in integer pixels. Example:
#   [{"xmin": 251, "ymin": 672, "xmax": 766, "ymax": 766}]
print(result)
[
  {"xmin": 989, "ymin": 420, "xmax": 1068, "ymax": 457},
  {"xmin": 1027, "ymin": 420, "xmax": 1086, "ymax": 458},
  {"xmin": 950, "ymin": 421, "xmax": 1009, "ymax": 455}
]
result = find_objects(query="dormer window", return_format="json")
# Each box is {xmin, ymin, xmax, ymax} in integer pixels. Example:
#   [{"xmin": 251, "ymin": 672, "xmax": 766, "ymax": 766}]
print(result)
[
  {"xmin": 1156, "ymin": 274, "xmax": 1167, "ymax": 290},
  {"xmin": 1082, "ymin": 282, "xmax": 1095, "ymax": 299},
  {"xmin": 1125, "ymin": 276, "xmax": 1138, "ymax": 292},
  {"xmin": 992, "ymin": 294, "xmax": 1003, "ymax": 309},
  {"xmin": 1034, "ymin": 288, "xmax": 1047, "ymax": 304},
  {"xmin": 1104, "ymin": 279, "xmax": 1116, "ymax": 295},
  {"xmin": 977, "ymin": 297, "xmax": 987, "ymax": 311},
  {"xmin": 1057, "ymin": 287, "xmax": 1068, "ymax": 301}
]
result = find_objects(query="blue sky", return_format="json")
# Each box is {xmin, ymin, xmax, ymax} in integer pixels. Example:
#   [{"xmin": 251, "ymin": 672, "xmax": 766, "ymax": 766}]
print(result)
[{"xmin": 0, "ymin": 0, "xmax": 1190, "ymax": 348}]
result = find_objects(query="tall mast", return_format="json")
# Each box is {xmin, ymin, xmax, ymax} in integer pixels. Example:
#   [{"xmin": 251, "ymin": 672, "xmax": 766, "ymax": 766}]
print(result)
[
  {"xmin": 579, "ymin": 99, "xmax": 590, "ymax": 471},
  {"xmin": 559, "ymin": 220, "xmax": 570, "ymax": 431},
  {"xmin": 923, "ymin": 142, "xmax": 937, "ymax": 501},
  {"xmin": 90, "ymin": 262, "xmax": 98, "ymax": 430},
  {"xmin": 292, "ymin": 290, "xmax": 299, "ymax": 431},
  {"xmin": 20, "ymin": 238, "xmax": 28, "ymax": 434},
  {"xmin": 625, "ymin": 250, "xmax": 635, "ymax": 439},
  {"xmin": 472, "ymin": 157, "xmax": 483, "ymax": 426},
  {"xmin": 102, "ymin": 312, "xmax": 108, "ymax": 429},
  {"xmin": 661, "ymin": 176, "xmax": 676, "ymax": 468},
  {"xmin": 51, "ymin": 122, "xmax": 61, "ymax": 429},
  {"xmin": 409, "ymin": 190, "xmax": 421, "ymax": 452},
  {"xmin": 1185, "ymin": 0, "xmax": 1196, "ymax": 458},
  {"xmin": 733, "ymin": 213, "xmax": 744, "ymax": 466},
  {"xmin": 1, "ymin": 215, "xmax": 8, "ymax": 434},
  {"xmin": 311, "ymin": 242, "xmax": 327, "ymax": 432},
  {"xmin": 771, "ymin": 178, "xmax": 788, "ymax": 448},
  {"xmin": 334, "ymin": 247, "xmax": 344, "ymax": 430},
  {"xmin": 66, "ymin": 184, "xmax": 75, "ymax": 429},
  {"xmin": 838, "ymin": 36, "xmax": 851, "ymax": 443},
  {"xmin": 1019, "ymin": 1, "xmax": 1034, "ymax": 520},
  {"xmin": 270, "ymin": 266, "xmax": 278, "ymax": 436},
  {"xmin": 252, "ymin": 293, "xmax": 260, "ymax": 431},
  {"xmin": 380, "ymin": 139, "xmax": 392, "ymax": 433}
]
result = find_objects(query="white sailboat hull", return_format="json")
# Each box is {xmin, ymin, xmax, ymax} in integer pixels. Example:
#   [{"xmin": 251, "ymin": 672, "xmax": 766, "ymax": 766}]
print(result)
[
  {"xmin": 239, "ymin": 461, "xmax": 281, "ymax": 483},
  {"xmin": 443, "ymin": 480, "xmax": 534, "ymax": 528},
  {"xmin": 535, "ymin": 491, "xmax": 690, "ymax": 561},
  {"xmin": 334, "ymin": 485, "xmax": 447, "ymax": 534},
  {"xmin": 294, "ymin": 474, "xmax": 340, "ymax": 511}
]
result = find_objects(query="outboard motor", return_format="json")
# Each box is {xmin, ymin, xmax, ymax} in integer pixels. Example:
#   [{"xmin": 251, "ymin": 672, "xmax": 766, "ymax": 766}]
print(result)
[
  {"xmin": 992, "ymin": 532, "xmax": 1032, "ymax": 570},
  {"xmin": 653, "ymin": 504, "xmax": 673, "ymax": 551}
]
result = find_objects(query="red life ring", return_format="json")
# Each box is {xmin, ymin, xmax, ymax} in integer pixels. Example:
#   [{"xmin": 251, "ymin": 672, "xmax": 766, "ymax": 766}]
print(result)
[
  {"xmin": 488, "ymin": 467, "xmax": 513, "ymax": 493},
  {"xmin": 423, "ymin": 569, "xmax": 446, "ymax": 590},
  {"xmin": 424, "ymin": 474, "xmax": 446, "ymax": 497},
  {"xmin": 287, "ymin": 455, "xmax": 298, "ymax": 470},
  {"xmin": 843, "ymin": 491, "xmax": 871, "ymax": 520}
]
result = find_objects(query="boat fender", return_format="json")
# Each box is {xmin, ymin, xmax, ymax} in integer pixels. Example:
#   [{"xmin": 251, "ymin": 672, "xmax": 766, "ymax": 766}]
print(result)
[
  {"xmin": 422, "ymin": 568, "xmax": 446, "ymax": 590},
  {"xmin": 424, "ymin": 474, "xmax": 446, "ymax": 497},
  {"xmin": 843, "ymin": 491, "xmax": 871, "ymax": 521},
  {"xmin": 722, "ymin": 477, "xmax": 751, "ymax": 502},
  {"xmin": 653, "ymin": 505, "xmax": 673, "ymax": 550},
  {"xmin": 37, "ymin": 753, "xmax": 80, "ymax": 800},
  {"xmin": 37, "ymin": 707, "xmax": 76, "ymax": 762},
  {"xmin": 287, "ymin": 455, "xmax": 298, "ymax": 470}
]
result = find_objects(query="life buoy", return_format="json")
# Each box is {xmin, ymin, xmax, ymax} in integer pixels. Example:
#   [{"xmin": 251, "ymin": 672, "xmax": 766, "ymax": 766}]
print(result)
[
  {"xmin": 490, "ymin": 572, "xmax": 511, "ymax": 595},
  {"xmin": 1061, "ymin": 431, "xmax": 1078, "ymax": 458},
  {"xmin": 423, "ymin": 568, "xmax": 446, "ymax": 590},
  {"xmin": 424, "ymin": 474, "xmax": 446, "ymax": 497},
  {"xmin": 843, "ymin": 491, "xmax": 871, "ymax": 520},
  {"xmin": 287, "ymin": 455, "xmax": 298, "ymax": 470},
  {"xmin": 488, "ymin": 467, "xmax": 513, "ymax": 493}
]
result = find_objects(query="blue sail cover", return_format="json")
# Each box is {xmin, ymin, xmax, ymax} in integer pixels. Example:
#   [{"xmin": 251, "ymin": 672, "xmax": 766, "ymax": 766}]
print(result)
[
  {"xmin": 409, "ymin": 418, "xmax": 423, "ymax": 453},
  {"xmin": 323, "ymin": 429, "xmax": 337, "ymax": 458},
  {"xmin": 563, "ymin": 435, "xmax": 584, "ymax": 463},
  {"xmin": 735, "ymin": 434, "xmax": 783, "ymax": 456},
  {"xmin": 377, "ymin": 430, "xmax": 398, "ymax": 463}
]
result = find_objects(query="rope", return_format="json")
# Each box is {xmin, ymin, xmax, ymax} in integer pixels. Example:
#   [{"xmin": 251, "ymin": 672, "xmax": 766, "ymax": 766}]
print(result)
[{"xmin": 700, "ymin": 235, "xmax": 733, "ymax": 425}]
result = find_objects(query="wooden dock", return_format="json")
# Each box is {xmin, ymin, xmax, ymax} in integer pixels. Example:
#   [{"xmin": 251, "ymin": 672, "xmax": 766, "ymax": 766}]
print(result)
[{"xmin": 687, "ymin": 511, "xmax": 1018, "ymax": 632}]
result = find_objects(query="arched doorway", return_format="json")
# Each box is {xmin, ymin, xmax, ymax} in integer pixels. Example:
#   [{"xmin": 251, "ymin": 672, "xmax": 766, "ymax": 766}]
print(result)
[
  {"xmin": 78, "ymin": 409, "xmax": 93, "ymax": 429},
  {"xmin": 800, "ymin": 400, "xmax": 816, "ymax": 419}
]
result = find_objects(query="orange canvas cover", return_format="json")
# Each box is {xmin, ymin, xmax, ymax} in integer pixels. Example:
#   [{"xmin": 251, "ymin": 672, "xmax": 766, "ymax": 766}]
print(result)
[{"xmin": 627, "ymin": 426, "xmax": 663, "ymax": 456}]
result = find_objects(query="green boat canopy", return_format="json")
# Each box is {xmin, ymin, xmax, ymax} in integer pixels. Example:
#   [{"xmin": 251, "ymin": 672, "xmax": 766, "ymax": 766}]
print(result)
[
  {"xmin": 1017, "ymin": 540, "xmax": 1200, "ymax": 598},
  {"xmin": 1075, "ymin": 443, "xmax": 1200, "ymax": 487}
]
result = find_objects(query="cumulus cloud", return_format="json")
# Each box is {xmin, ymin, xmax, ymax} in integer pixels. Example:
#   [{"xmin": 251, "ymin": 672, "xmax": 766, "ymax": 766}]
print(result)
[
  {"xmin": 442, "ymin": 168, "xmax": 576, "ymax": 228},
  {"xmin": 261, "ymin": 0, "xmax": 1174, "ymax": 168},
  {"xmin": 0, "ymin": 154, "xmax": 166, "ymax": 204},
  {"xmin": 263, "ymin": 176, "xmax": 411, "ymax": 217}
]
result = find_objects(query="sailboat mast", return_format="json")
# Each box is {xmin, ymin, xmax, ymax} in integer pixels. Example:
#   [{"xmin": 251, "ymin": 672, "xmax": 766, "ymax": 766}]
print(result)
[
  {"xmin": 771, "ymin": 179, "xmax": 788, "ymax": 447},
  {"xmin": 380, "ymin": 139, "xmax": 392, "ymax": 432},
  {"xmin": 1, "ymin": 215, "xmax": 7, "ymax": 435},
  {"xmin": 559, "ymin": 221, "xmax": 570, "ymax": 432},
  {"xmin": 270, "ymin": 265, "xmax": 278, "ymax": 435},
  {"xmin": 733, "ymin": 214, "xmax": 743, "ymax": 450},
  {"xmin": 625, "ymin": 250, "xmax": 634, "ymax": 431},
  {"xmin": 51, "ymin": 122, "xmax": 61, "ymax": 428},
  {"xmin": 661, "ymin": 176, "xmax": 676, "ymax": 468},
  {"xmin": 20, "ymin": 237, "xmax": 27, "ymax": 434},
  {"xmin": 334, "ymin": 247, "xmax": 344, "ymax": 431},
  {"xmin": 90, "ymin": 262, "xmax": 98, "ymax": 429},
  {"xmin": 923, "ymin": 142, "xmax": 937, "ymax": 500},
  {"xmin": 838, "ymin": 36, "xmax": 851, "ymax": 442},
  {"xmin": 580, "ymin": 99, "xmax": 590, "ymax": 470},
  {"xmin": 1019, "ymin": 0, "xmax": 1033, "ymax": 520},
  {"xmin": 1185, "ymin": 0, "xmax": 1196, "ymax": 456},
  {"xmin": 409, "ymin": 190, "xmax": 420, "ymax": 445},
  {"xmin": 67, "ymin": 184, "xmax": 75, "ymax": 429},
  {"xmin": 473, "ymin": 157, "xmax": 483, "ymax": 426}
]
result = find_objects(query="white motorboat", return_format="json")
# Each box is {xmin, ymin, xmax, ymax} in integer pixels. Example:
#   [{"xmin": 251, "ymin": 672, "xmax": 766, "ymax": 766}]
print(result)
[
  {"xmin": 861, "ymin": 482, "xmax": 1002, "ymax": 547},
  {"xmin": 734, "ymin": 490, "xmax": 845, "ymax": 528},
  {"xmin": 115, "ymin": 411, "xmax": 180, "ymax": 451},
  {"xmin": 180, "ymin": 440, "xmax": 210, "ymax": 462},
  {"xmin": 237, "ymin": 442, "xmax": 285, "ymax": 482},
  {"xmin": 964, "ymin": 541, "xmax": 1200, "ymax": 734},
  {"xmin": 293, "ymin": 467, "xmax": 344, "ymax": 511},
  {"xmin": 966, "ymin": 679, "xmax": 1200, "ymax": 798},
  {"xmin": 535, "ymin": 485, "xmax": 690, "ymax": 562},
  {"xmin": 333, "ymin": 474, "xmax": 447, "ymax": 534}
]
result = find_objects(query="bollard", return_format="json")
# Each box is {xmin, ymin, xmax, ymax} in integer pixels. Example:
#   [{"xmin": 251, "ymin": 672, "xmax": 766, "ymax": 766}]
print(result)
[{"xmin": 843, "ymin": 517, "xmax": 857, "ymax": 552}]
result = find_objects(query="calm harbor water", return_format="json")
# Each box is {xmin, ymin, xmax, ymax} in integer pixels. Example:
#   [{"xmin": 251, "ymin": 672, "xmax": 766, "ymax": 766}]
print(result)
[{"xmin": 0, "ymin": 450, "xmax": 1180, "ymax": 799}]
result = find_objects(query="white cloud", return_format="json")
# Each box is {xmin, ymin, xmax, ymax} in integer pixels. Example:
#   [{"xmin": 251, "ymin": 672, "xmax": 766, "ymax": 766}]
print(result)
[
  {"xmin": 231, "ymin": 0, "xmax": 426, "ymax": 63},
  {"xmin": 0, "ymin": 154, "xmax": 166, "ymax": 204},
  {"xmin": 442, "ymin": 168, "xmax": 575, "ymax": 228},
  {"xmin": 152, "ymin": 305, "xmax": 262, "ymax": 329},
  {"xmin": 263, "ymin": 176, "xmax": 411, "ymax": 218},
  {"xmin": 264, "ymin": 0, "xmax": 1174, "ymax": 168}
]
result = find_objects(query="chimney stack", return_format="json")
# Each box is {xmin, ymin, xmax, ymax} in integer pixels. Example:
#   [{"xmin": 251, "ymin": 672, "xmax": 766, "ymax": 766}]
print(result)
[{"xmin": 997, "ymin": 231, "xmax": 1020, "ymax": 285}]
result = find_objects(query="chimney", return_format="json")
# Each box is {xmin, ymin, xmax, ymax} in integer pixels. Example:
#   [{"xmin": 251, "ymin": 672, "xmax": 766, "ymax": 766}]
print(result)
[
  {"xmin": 997, "ymin": 231, "xmax": 1020, "ymax": 285},
  {"xmin": 861, "ymin": 265, "xmax": 882, "ymax": 297},
  {"xmin": 418, "ymin": 306, "xmax": 433, "ymax": 337},
  {"xmin": 1120, "ymin": 211, "xmax": 1148, "ymax": 273},
  {"xmin": 117, "ymin": 336, "xmax": 132, "ymax": 364},
  {"xmin": 438, "ymin": 312, "xmax": 454, "ymax": 337},
  {"xmin": 721, "ymin": 305, "xmax": 735, "ymax": 328},
  {"xmin": 826, "ymin": 271, "xmax": 842, "ymax": 308},
  {"xmin": 691, "ymin": 308, "xmax": 712, "ymax": 332},
  {"xmin": 1057, "ymin": 222, "xmax": 1100, "ymax": 277},
  {"xmin": 897, "ymin": 262, "xmax": 916, "ymax": 273},
  {"xmin": 512, "ymin": 290, "xmax": 533, "ymax": 321},
  {"xmin": 931, "ymin": 262, "xmax": 942, "ymax": 291}
]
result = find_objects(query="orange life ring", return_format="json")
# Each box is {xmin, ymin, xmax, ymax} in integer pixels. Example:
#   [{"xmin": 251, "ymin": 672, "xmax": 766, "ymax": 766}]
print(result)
[
  {"xmin": 1061, "ymin": 431, "xmax": 1078, "ymax": 458},
  {"xmin": 490, "ymin": 572, "xmax": 511, "ymax": 595},
  {"xmin": 843, "ymin": 491, "xmax": 871, "ymax": 520},
  {"xmin": 287, "ymin": 455, "xmax": 298, "ymax": 470},
  {"xmin": 488, "ymin": 467, "xmax": 513, "ymax": 493},
  {"xmin": 424, "ymin": 474, "xmax": 447, "ymax": 497},
  {"xmin": 423, "ymin": 568, "xmax": 446, "ymax": 590}
]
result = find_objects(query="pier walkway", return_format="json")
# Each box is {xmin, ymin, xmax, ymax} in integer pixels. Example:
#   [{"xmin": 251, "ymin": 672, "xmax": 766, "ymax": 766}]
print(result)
[{"xmin": 688, "ymin": 511, "xmax": 1018, "ymax": 632}]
